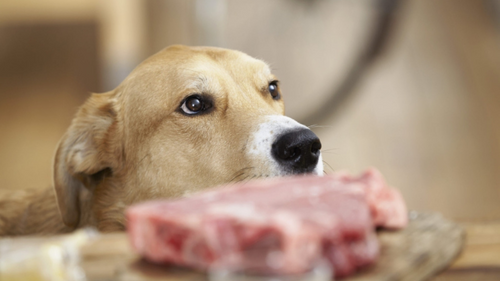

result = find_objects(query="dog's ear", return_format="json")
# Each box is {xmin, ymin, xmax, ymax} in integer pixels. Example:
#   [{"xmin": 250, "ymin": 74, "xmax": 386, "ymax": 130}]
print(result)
[{"xmin": 53, "ymin": 91, "xmax": 121, "ymax": 228}]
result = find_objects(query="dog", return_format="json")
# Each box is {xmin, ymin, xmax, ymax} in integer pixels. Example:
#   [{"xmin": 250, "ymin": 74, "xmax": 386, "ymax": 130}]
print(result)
[{"xmin": 0, "ymin": 45, "xmax": 323, "ymax": 236}]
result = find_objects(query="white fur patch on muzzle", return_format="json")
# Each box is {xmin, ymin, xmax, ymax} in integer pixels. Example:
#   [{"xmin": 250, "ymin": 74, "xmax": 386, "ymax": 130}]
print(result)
[{"xmin": 247, "ymin": 115, "xmax": 323, "ymax": 177}]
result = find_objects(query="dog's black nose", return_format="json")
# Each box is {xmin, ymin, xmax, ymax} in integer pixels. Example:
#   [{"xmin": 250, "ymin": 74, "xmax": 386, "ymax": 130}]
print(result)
[{"xmin": 272, "ymin": 128, "xmax": 322, "ymax": 174}]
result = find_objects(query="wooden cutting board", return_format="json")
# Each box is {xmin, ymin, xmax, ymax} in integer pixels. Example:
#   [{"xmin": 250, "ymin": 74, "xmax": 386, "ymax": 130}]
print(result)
[{"xmin": 74, "ymin": 212, "xmax": 464, "ymax": 281}]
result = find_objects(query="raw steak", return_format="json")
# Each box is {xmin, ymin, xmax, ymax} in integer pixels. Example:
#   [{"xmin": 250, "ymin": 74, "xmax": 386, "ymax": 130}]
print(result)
[
  {"xmin": 328, "ymin": 168, "xmax": 408, "ymax": 229},
  {"xmin": 126, "ymin": 169, "xmax": 407, "ymax": 278}
]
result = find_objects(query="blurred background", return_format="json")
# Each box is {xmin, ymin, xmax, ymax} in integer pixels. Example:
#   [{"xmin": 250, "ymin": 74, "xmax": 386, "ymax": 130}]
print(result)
[{"xmin": 0, "ymin": 0, "xmax": 499, "ymax": 223}]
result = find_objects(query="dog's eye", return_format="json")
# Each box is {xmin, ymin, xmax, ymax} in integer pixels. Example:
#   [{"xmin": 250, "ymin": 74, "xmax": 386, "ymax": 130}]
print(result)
[
  {"xmin": 269, "ymin": 81, "xmax": 280, "ymax": 100},
  {"xmin": 180, "ymin": 95, "xmax": 211, "ymax": 115}
]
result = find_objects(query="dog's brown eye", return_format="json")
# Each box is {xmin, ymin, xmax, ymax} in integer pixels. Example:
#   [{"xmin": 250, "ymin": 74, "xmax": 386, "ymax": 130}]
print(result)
[
  {"xmin": 180, "ymin": 95, "xmax": 211, "ymax": 115},
  {"xmin": 269, "ymin": 81, "xmax": 280, "ymax": 100},
  {"xmin": 187, "ymin": 97, "xmax": 202, "ymax": 112}
]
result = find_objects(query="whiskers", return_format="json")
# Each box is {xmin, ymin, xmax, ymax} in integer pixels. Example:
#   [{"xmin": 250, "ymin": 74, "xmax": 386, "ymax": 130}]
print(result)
[
  {"xmin": 322, "ymin": 160, "xmax": 335, "ymax": 174},
  {"xmin": 307, "ymin": 124, "xmax": 335, "ymax": 129},
  {"xmin": 319, "ymin": 147, "xmax": 336, "ymax": 175},
  {"xmin": 228, "ymin": 167, "xmax": 258, "ymax": 183},
  {"xmin": 321, "ymin": 148, "xmax": 339, "ymax": 154},
  {"xmin": 305, "ymin": 123, "xmax": 338, "ymax": 175},
  {"xmin": 228, "ymin": 167, "xmax": 274, "ymax": 183}
]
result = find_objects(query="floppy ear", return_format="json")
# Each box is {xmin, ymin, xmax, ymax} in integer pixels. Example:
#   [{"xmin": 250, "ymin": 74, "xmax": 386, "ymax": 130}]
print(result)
[{"xmin": 53, "ymin": 91, "xmax": 120, "ymax": 228}]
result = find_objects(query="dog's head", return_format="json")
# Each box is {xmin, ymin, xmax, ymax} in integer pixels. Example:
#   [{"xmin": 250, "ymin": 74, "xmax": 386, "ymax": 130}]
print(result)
[{"xmin": 53, "ymin": 45, "xmax": 323, "ymax": 230}]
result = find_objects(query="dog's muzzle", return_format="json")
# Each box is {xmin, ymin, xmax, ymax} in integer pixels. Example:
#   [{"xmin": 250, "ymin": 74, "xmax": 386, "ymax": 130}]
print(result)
[
  {"xmin": 272, "ymin": 128, "xmax": 322, "ymax": 174},
  {"xmin": 247, "ymin": 115, "xmax": 324, "ymax": 177}
]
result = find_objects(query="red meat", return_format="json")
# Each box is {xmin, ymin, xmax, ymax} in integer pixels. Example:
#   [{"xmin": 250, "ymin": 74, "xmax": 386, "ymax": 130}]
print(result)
[{"xmin": 126, "ymin": 169, "xmax": 407, "ymax": 278}]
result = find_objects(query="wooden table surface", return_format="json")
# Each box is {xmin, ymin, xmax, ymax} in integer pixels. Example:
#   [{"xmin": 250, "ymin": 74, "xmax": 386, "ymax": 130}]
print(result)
[
  {"xmin": 433, "ymin": 220, "xmax": 500, "ymax": 281},
  {"xmin": 1, "ymin": 218, "xmax": 498, "ymax": 281},
  {"xmin": 73, "ymin": 219, "xmax": 500, "ymax": 280},
  {"xmin": 77, "ymin": 212, "xmax": 464, "ymax": 281}
]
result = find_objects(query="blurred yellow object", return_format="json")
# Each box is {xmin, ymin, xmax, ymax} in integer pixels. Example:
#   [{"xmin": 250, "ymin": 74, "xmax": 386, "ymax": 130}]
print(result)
[{"xmin": 0, "ymin": 228, "xmax": 97, "ymax": 281}]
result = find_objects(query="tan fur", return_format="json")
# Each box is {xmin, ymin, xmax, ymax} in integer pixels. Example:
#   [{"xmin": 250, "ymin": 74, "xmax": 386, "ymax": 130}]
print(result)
[
  {"xmin": 0, "ymin": 45, "xmax": 288, "ymax": 236},
  {"xmin": 0, "ymin": 189, "xmax": 72, "ymax": 235}
]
